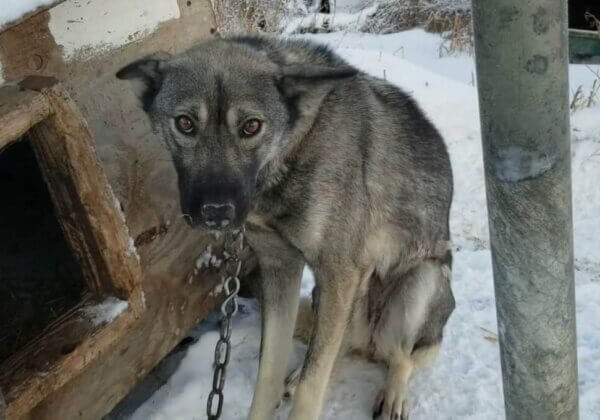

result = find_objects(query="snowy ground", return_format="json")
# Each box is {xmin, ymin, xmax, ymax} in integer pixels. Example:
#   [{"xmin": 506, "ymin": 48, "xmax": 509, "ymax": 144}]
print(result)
[
  {"xmin": 127, "ymin": 30, "xmax": 600, "ymax": 420},
  {"xmin": 0, "ymin": 0, "xmax": 57, "ymax": 29}
]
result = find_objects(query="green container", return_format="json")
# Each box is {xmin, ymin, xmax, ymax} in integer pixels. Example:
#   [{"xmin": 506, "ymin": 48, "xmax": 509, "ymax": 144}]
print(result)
[{"xmin": 569, "ymin": 29, "xmax": 600, "ymax": 64}]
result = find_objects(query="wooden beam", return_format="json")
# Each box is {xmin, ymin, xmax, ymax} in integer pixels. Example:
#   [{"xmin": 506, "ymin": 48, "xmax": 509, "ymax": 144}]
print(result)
[
  {"xmin": 0, "ymin": 294, "xmax": 137, "ymax": 420},
  {"xmin": 0, "ymin": 86, "xmax": 51, "ymax": 150},
  {"xmin": 29, "ymin": 85, "xmax": 143, "ymax": 303}
]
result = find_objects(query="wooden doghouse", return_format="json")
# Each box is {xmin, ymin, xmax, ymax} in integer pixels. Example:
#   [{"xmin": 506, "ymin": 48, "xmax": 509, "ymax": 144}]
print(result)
[
  {"xmin": 0, "ymin": 81, "xmax": 145, "ymax": 419},
  {"xmin": 0, "ymin": 1, "xmax": 255, "ymax": 419}
]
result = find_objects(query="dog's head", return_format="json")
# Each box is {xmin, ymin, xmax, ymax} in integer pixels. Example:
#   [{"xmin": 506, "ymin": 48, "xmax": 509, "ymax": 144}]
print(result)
[{"xmin": 117, "ymin": 37, "xmax": 356, "ymax": 230}]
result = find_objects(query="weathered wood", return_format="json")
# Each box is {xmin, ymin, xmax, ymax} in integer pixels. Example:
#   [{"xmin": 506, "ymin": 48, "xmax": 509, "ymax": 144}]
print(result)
[
  {"xmin": 29, "ymin": 85, "xmax": 143, "ymax": 302},
  {"xmin": 0, "ymin": 86, "xmax": 51, "ymax": 149},
  {"xmin": 0, "ymin": 2, "xmax": 265, "ymax": 419},
  {"xmin": 0, "ymin": 294, "xmax": 137, "ymax": 420},
  {"xmin": 0, "ymin": 83, "xmax": 145, "ymax": 419},
  {"xmin": 24, "ymin": 234, "xmax": 256, "ymax": 420},
  {"xmin": 0, "ymin": 11, "xmax": 66, "ymax": 84}
]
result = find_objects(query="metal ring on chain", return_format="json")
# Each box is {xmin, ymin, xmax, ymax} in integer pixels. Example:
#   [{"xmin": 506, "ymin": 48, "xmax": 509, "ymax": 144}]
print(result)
[
  {"xmin": 207, "ymin": 226, "xmax": 245, "ymax": 420},
  {"xmin": 207, "ymin": 390, "xmax": 224, "ymax": 420}
]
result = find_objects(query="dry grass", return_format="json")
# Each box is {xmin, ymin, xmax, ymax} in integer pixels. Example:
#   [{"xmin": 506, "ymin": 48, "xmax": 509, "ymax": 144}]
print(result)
[
  {"xmin": 362, "ymin": 0, "xmax": 473, "ymax": 56},
  {"xmin": 362, "ymin": 0, "xmax": 471, "ymax": 35},
  {"xmin": 209, "ymin": 0, "xmax": 292, "ymax": 35},
  {"xmin": 570, "ymin": 66, "xmax": 600, "ymax": 112},
  {"xmin": 437, "ymin": 11, "xmax": 473, "ymax": 56}
]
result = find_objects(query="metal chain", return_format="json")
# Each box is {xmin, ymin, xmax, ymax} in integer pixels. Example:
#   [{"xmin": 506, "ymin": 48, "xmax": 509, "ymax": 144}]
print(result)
[{"xmin": 207, "ymin": 226, "xmax": 245, "ymax": 420}]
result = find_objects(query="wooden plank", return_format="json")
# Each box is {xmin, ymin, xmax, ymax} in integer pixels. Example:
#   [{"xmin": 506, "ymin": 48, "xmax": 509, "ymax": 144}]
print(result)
[
  {"xmin": 0, "ymin": 294, "xmax": 137, "ymax": 420},
  {"xmin": 0, "ymin": 86, "xmax": 52, "ymax": 150},
  {"xmin": 29, "ymin": 85, "xmax": 143, "ymax": 302}
]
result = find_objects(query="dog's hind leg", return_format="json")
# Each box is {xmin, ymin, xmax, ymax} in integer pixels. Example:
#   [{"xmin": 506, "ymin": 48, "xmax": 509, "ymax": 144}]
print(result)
[
  {"xmin": 288, "ymin": 266, "xmax": 362, "ymax": 420},
  {"xmin": 371, "ymin": 259, "xmax": 454, "ymax": 420},
  {"xmin": 246, "ymin": 227, "xmax": 305, "ymax": 420},
  {"xmin": 283, "ymin": 289, "xmax": 317, "ymax": 399},
  {"xmin": 372, "ymin": 344, "xmax": 440, "ymax": 420},
  {"xmin": 372, "ymin": 355, "xmax": 414, "ymax": 420}
]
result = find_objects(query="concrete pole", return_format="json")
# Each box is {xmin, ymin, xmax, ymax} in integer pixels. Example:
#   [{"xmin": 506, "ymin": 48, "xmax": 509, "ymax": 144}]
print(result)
[{"xmin": 471, "ymin": 1, "xmax": 579, "ymax": 419}]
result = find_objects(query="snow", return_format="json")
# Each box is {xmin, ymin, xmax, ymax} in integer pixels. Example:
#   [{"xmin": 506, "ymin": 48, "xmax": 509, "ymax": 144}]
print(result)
[
  {"xmin": 130, "ymin": 29, "xmax": 600, "ymax": 420},
  {"xmin": 283, "ymin": 0, "xmax": 472, "ymax": 35},
  {"xmin": 81, "ymin": 297, "xmax": 128, "ymax": 327},
  {"xmin": 127, "ymin": 236, "xmax": 140, "ymax": 261},
  {"xmin": 282, "ymin": 5, "xmax": 378, "ymax": 35},
  {"xmin": 195, "ymin": 245, "xmax": 223, "ymax": 271},
  {"xmin": 0, "ymin": 0, "xmax": 56, "ymax": 29},
  {"xmin": 108, "ymin": 185, "xmax": 141, "ymax": 262}
]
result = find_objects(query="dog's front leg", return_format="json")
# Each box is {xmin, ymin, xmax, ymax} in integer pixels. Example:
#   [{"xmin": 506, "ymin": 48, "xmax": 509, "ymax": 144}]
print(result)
[
  {"xmin": 288, "ymin": 265, "xmax": 360, "ymax": 420},
  {"xmin": 246, "ymin": 227, "xmax": 304, "ymax": 420}
]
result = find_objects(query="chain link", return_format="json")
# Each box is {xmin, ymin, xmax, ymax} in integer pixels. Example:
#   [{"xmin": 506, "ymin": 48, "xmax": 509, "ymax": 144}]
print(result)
[{"xmin": 207, "ymin": 226, "xmax": 245, "ymax": 420}]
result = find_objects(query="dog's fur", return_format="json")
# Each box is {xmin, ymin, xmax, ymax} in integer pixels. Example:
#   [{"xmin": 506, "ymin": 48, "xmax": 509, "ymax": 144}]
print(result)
[{"xmin": 117, "ymin": 35, "xmax": 455, "ymax": 420}]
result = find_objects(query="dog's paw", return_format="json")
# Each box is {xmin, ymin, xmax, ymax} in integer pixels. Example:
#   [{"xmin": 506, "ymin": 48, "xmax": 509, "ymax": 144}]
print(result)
[
  {"xmin": 282, "ymin": 366, "xmax": 302, "ymax": 400},
  {"xmin": 372, "ymin": 387, "xmax": 410, "ymax": 420}
]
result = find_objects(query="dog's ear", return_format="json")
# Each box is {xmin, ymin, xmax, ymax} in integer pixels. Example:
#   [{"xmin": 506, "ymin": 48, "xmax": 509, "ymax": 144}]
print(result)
[
  {"xmin": 277, "ymin": 65, "xmax": 358, "ymax": 98},
  {"xmin": 116, "ymin": 52, "xmax": 171, "ymax": 110}
]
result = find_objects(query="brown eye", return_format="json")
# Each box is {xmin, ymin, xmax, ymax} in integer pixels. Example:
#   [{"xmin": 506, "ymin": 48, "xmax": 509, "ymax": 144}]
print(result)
[
  {"xmin": 175, "ymin": 115, "xmax": 195, "ymax": 134},
  {"xmin": 241, "ymin": 119, "xmax": 261, "ymax": 138}
]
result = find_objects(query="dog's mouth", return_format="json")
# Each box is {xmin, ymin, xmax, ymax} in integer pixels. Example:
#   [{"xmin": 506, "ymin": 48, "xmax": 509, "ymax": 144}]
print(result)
[
  {"xmin": 181, "ymin": 202, "xmax": 250, "ymax": 232},
  {"xmin": 177, "ymin": 174, "xmax": 256, "ymax": 232},
  {"xmin": 184, "ymin": 217, "xmax": 245, "ymax": 232}
]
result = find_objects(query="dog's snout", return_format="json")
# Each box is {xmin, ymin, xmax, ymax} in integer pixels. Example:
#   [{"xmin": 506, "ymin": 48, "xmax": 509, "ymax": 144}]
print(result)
[{"xmin": 201, "ymin": 203, "xmax": 235, "ymax": 228}]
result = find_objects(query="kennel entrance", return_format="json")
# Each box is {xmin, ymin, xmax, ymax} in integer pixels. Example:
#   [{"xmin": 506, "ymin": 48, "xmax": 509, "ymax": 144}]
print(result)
[
  {"xmin": 0, "ymin": 136, "xmax": 86, "ymax": 364},
  {"xmin": 0, "ymin": 82, "xmax": 143, "ymax": 419}
]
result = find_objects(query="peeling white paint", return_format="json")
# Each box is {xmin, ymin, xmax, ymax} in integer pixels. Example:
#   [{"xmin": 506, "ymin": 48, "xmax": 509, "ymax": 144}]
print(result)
[{"xmin": 49, "ymin": 0, "xmax": 181, "ymax": 59}]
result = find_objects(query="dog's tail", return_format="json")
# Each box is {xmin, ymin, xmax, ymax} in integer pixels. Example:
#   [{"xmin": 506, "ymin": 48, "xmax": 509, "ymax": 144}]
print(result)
[{"xmin": 293, "ymin": 296, "xmax": 313, "ymax": 343}]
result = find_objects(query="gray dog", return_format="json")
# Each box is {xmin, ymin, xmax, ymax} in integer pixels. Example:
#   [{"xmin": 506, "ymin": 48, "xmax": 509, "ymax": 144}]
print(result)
[{"xmin": 117, "ymin": 35, "xmax": 455, "ymax": 420}]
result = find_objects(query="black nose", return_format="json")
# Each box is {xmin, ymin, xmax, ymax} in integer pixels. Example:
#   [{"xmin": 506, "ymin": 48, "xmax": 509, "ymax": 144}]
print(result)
[{"xmin": 201, "ymin": 203, "xmax": 235, "ymax": 228}]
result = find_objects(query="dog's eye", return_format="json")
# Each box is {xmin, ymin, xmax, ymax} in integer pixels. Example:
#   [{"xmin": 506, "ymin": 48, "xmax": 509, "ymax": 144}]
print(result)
[
  {"xmin": 175, "ymin": 115, "xmax": 195, "ymax": 134},
  {"xmin": 241, "ymin": 119, "xmax": 261, "ymax": 138}
]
